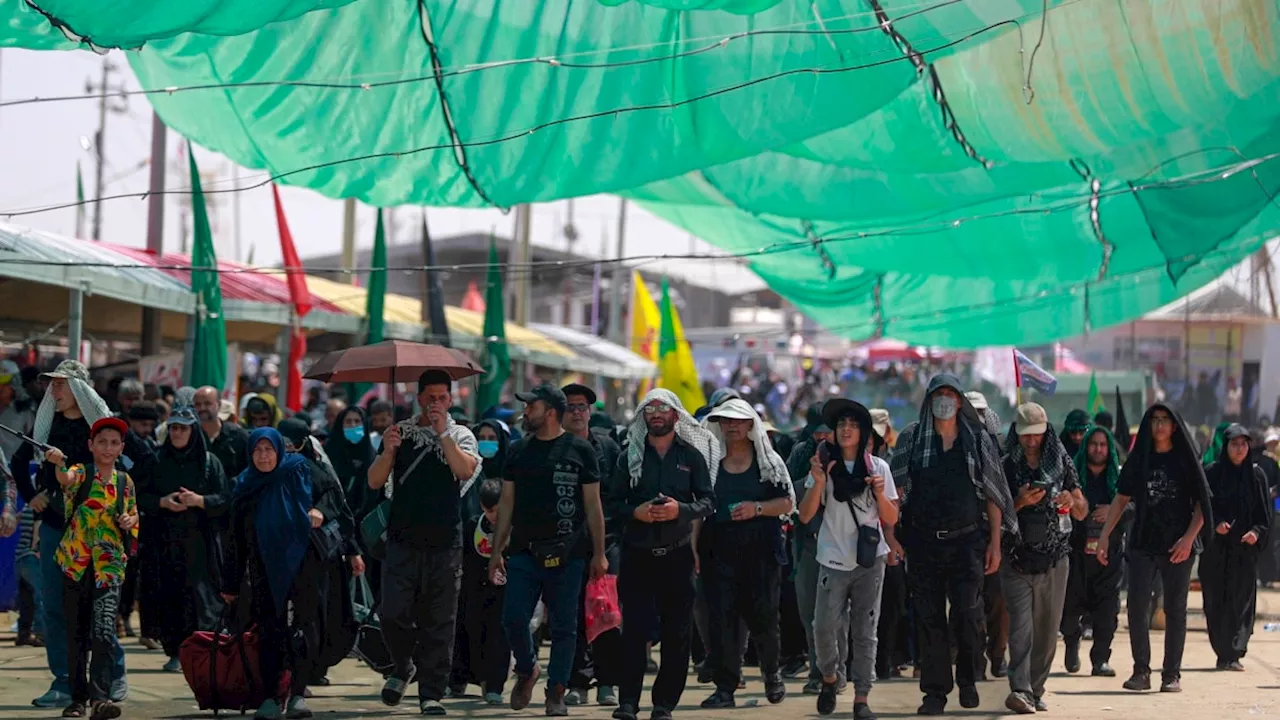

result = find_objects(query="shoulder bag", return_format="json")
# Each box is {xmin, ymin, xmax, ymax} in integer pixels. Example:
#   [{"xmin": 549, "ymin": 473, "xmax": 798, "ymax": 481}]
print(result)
[{"xmin": 359, "ymin": 444, "xmax": 432, "ymax": 559}]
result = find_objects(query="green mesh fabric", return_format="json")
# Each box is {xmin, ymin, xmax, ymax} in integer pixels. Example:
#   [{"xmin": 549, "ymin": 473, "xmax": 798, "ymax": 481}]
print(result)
[{"xmin": 6, "ymin": 0, "xmax": 1279, "ymax": 346}]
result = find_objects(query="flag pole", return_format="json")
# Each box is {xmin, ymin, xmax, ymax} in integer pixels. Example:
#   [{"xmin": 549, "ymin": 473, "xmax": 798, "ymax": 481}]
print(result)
[{"xmin": 1012, "ymin": 348, "xmax": 1023, "ymax": 405}]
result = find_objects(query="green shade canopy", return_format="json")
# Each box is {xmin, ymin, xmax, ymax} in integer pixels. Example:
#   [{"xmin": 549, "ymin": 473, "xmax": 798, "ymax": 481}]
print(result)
[{"xmin": 7, "ymin": 0, "xmax": 1279, "ymax": 346}]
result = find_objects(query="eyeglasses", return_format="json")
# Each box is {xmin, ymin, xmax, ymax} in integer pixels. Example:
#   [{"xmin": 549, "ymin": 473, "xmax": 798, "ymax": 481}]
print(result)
[
  {"xmin": 643, "ymin": 403, "xmax": 672, "ymax": 415},
  {"xmin": 566, "ymin": 403, "xmax": 591, "ymax": 413}
]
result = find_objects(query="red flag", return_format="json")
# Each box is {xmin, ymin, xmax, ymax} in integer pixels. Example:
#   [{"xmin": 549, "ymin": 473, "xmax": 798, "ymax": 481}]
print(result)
[
  {"xmin": 273, "ymin": 185, "xmax": 311, "ymax": 412},
  {"xmin": 273, "ymin": 185, "xmax": 312, "ymax": 317},
  {"xmin": 461, "ymin": 279, "xmax": 485, "ymax": 313}
]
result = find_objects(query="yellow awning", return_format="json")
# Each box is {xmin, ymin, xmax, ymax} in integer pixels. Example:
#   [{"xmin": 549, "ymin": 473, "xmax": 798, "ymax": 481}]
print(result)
[{"xmin": 302, "ymin": 275, "xmax": 576, "ymax": 360}]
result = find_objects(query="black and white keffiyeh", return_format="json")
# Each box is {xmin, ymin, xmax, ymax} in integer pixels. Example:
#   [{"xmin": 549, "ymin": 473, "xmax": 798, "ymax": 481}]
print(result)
[
  {"xmin": 626, "ymin": 388, "xmax": 721, "ymax": 488},
  {"xmin": 385, "ymin": 414, "xmax": 482, "ymax": 498},
  {"xmin": 703, "ymin": 398, "xmax": 795, "ymax": 508}
]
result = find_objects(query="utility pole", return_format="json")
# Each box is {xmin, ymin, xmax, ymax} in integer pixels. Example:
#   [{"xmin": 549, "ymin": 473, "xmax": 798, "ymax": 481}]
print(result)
[
  {"xmin": 341, "ymin": 197, "xmax": 356, "ymax": 285},
  {"xmin": 140, "ymin": 113, "xmax": 168, "ymax": 356},
  {"xmin": 232, "ymin": 166, "xmax": 242, "ymax": 262},
  {"xmin": 608, "ymin": 198, "xmax": 628, "ymax": 345},
  {"xmin": 511, "ymin": 204, "xmax": 533, "ymax": 393},
  {"xmin": 86, "ymin": 58, "xmax": 125, "ymax": 241}
]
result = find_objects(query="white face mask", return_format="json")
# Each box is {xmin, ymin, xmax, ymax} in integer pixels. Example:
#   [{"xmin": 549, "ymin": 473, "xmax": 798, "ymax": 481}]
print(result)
[{"xmin": 931, "ymin": 395, "xmax": 959, "ymax": 421}]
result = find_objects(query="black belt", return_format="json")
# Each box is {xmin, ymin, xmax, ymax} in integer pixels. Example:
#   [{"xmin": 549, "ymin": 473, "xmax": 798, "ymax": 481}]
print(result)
[
  {"xmin": 643, "ymin": 534, "xmax": 692, "ymax": 557},
  {"xmin": 920, "ymin": 523, "xmax": 980, "ymax": 541}
]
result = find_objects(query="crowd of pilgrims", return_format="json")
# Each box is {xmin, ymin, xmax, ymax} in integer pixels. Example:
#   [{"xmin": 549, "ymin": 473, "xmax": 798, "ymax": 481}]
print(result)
[{"xmin": 1, "ymin": 358, "xmax": 1277, "ymax": 720}]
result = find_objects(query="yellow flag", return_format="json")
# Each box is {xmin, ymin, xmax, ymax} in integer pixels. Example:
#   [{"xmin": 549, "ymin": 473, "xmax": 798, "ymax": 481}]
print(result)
[
  {"xmin": 630, "ymin": 272, "xmax": 661, "ymax": 399},
  {"xmin": 657, "ymin": 277, "xmax": 706, "ymax": 411}
]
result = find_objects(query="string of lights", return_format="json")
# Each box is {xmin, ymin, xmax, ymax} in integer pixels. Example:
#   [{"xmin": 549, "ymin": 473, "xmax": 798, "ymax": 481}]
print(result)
[
  {"xmin": 1, "ymin": 149, "xmax": 1275, "ymax": 281},
  {"xmin": 0, "ymin": 0, "xmax": 1047, "ymax": 110},
  {"xmin": 0, "ymin": 14, "xmax": 1044, "ymax": 218}
]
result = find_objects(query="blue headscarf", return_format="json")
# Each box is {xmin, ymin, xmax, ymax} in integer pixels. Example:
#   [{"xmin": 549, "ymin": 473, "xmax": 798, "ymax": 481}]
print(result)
[{"xmin": 233, "ymin": 427, "xmax": 313, "ymax": 614}]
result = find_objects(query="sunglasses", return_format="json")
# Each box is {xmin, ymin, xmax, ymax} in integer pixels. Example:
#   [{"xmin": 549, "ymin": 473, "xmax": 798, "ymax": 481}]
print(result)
[
  {"xmin": 643, "ymin": 403, "xmax": 673, "ymax": 415},
  {"xmin": 566, "ymin": 403, "xmax": 591, "ymax": 413}
]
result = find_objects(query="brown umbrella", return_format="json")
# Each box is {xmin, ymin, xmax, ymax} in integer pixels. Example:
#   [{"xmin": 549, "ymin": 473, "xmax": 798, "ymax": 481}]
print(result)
[{"xmin": 304, "ymin": 340, "xmax": 482, "ymax": 384}]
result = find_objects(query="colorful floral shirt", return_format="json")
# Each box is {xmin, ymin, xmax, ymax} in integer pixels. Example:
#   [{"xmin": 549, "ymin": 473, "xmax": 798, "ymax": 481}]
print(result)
[{"xmin": 56, "ymin": 464, "xmax": 138, "ymax": 588}]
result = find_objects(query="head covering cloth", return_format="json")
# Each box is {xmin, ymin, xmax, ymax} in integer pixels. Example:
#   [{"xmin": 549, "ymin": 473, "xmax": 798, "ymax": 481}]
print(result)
[
  {"xmin": 703, "ymin": 398, "xmax": 794, "ymax": 507},
  {"xmin": 233, "ymin": 427, "xmax": 313, "ymax": 614},
  {"xmin": 625, "ymin": 388, "xmax": 721, "ymax": 489}
]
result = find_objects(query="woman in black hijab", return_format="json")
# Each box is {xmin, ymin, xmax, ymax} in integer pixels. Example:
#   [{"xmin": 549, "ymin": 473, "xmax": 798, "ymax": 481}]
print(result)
[
  {"xmin": 134, "ymin": 406, "xmax": 230, "ymax": 672},
  {"xmin": 323, "ymin": 406, "xmax": 378, "ymax": 523},
  {"xmin": 1201, "ymin": 424, "xmax": 1272, "ymax": 671}
]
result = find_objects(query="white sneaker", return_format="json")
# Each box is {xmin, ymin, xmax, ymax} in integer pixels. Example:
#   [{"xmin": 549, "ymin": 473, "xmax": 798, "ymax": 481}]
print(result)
[{"xmin": 253, "ymin": 699, "xmax": 283, "ymax": 720}]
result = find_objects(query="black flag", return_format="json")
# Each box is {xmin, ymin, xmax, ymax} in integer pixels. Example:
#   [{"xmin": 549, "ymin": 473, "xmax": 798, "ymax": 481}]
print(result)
[{"xmin": 421, "ymin": 213, "xmax": 452, "ymax": 348}]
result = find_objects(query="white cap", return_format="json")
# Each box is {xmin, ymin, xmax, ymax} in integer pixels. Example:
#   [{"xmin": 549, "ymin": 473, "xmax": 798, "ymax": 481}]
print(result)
[{"xmin": 965, "ymin": 391, "xmax": 988, "ymax": 411}]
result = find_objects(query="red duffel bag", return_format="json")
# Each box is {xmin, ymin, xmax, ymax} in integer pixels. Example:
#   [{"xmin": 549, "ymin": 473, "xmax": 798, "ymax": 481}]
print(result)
[{"xmin": 180, "ymin": 622, "xmax": 291, "ymax": 715}]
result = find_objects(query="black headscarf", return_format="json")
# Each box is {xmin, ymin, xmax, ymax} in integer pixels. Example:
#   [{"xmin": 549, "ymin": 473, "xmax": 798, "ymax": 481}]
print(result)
[
  {"xmin": 474, "ymin": 419, "xmax": 511, "ymax": 481},
  {"xmin": 323, "ymin": 406, "xmax": 374, "ymax": 495},
  {"xmin": 1205, "ymin": 424, "xmax": 1271, "ymax": 544},
  {"xmin": 161, "ymin": 419, "xmax": 207, "ymax": 464},
  {"xmin": 1060, "ymin": 409, "xmax": 1091, "ymax": 458},
  {"xmin": 1126, "ymin": 402, "xmax": 1213, "ymax": 534}
]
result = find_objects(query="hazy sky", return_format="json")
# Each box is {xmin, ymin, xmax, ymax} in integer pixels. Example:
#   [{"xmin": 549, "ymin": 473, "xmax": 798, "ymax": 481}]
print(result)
[{"xmin": 0, "ymin": 48, "xmax": 765, "ymax": 294}]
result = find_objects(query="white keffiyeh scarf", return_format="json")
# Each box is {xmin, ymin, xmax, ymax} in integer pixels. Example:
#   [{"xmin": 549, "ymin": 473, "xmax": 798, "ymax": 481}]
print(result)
[
  {"xmin": 33, "ymin": 378, "xmax": 110, "ymax": 445},
  {"xmin": 702, "ymin": 398, "xmax": 796, "ymax": 508},
  {"xmin": 626, "ymin": 388, "xmax": 721, "ymax": 488}
]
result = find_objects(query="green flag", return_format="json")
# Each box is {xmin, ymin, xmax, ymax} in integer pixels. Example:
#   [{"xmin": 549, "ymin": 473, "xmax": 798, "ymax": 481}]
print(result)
[
  {"xmin": 188, "ymin": 151, "xmax": 227, "ymax": 391},
  {"xmin": 1087, "ymin": 371, "xmax": 1105, "ymax": 416},
  {"xmin": 476, "ymin": 234, "xmax": 509, "ymax": 413},
  {"xmin": 347, "ymin": 210, "xmax": 387, "ymax": 403}
]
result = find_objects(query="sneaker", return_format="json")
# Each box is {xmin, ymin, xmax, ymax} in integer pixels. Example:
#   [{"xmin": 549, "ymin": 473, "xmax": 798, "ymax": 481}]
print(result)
[
  {"xmin": 764, "ymin": 672, "xmax": 786, "ymax": 704},
  {"xmin": 650, "ymin": 708, "xmax": 673, "ymax": 720},
  {"xmin": 781, "ymin": 657, "xmax": 809, "ymax": 678},
  {"xmin": 916, "ymin": 695, "xmax": 946, "ymax": 716},
  {"xmin": 90, "ymin": 701, "xmax": 121, "ymax": 720},
  {"xmin": 139, "ymin": 637, "xmax": 161, "ymax": 650},
  {"xmin": 382, "ymin": 665, "xmax": 415, "ymax": 707},
  {"xmin": 803, "ymin": 678, "xmax": 823, "ymax": 695},
  {"xmin": 696, "ymin": 663, "xmax": 713, "ymax": 684},
  {"xmin": 546, "ymin": 684, "xmax": 568, "ymax": 717},
  {"xmin": 1004, "ymin": 692, "xmax": 1035, "ymax": 715},
  {"xmin": 33, "ymin": 689, "xmax": 73, "ymax": 708},
  {"xmin": 107, "ymin": 678, "xmax": 127, "ymax": 703},
  {"xmin": 597, "ymin": 685, "xmax": 618, "ymax": 706},
  {"xmin": 564, "ymin": 688, "xmax": 587, "ymax": 706},
  {"xmin": 484, "ymin": 692, "xmax": 504, "ymax": 705},
  {"xmin": 959, "ymin": 685, "xmax": 979, "ymax": 709},
  {"xmin": 285, "ymin": 696, "xmax": 313, "ymax": 719},
  {"xmin": 1228, "ymin": 660, "xmax": 1246, "ymax": 672},
  {"xmin": 1092, "ymin": 663, "xmax": 1116, "ymax": 677},
  {"xmin": 853, "ymin": 702, "xmax": 878, "ymax": 720},
  {"xmin": 1034, "ymin": 696, "xmax": 1048, "ymax": 712},
  {"xmin": 162, "ymin": 656, "xmax": 182, "ymax": 673},
  {"xmin": 253, "ymin": 699, "xmax": 284, "ymax": 720},
  {"xmin": 1123, "ymin": 671, "xmax": 1151, "ymax": 691},
  {"xmin": 1064, "ymin": 638, "xmax": 1081, "ymax": 674},
  {"xmin": 700, "ymin": 690, "xmax": 736, "ymax": 709},
  {"xmin": 1160, "ymin": 678, "xmax": 1182, "ymax": 693},
  {"xmin": 419, "ymin": 699, "xmax": 447, "ymax": 716},
  {"xmin": 816, "ymin": 681, "xmax": 837, "ymax": 715},
  {"xmin": 510, "ymin": 665, "xmax": 541, "ymax": 711},
  {"xmin": 612, "ymin": 703, "xmax": 638, "ymax": 720}
]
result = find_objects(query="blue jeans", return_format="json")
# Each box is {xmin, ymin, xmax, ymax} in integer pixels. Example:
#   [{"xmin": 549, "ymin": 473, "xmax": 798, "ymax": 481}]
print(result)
[
  {"xmin": 39, "ymin": 523, "xmax": 126, "ymax": 695},
  {"xmin": 18, "ymin": 554, "xmax": 45, "ymax": 636},
  {"xmin": 501, "ymin": 552, "xmax": 584, "ymax": 688}
]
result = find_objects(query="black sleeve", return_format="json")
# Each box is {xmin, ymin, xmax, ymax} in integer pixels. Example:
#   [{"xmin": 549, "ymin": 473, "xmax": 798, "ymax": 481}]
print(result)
[
  {"xmin": 1116, "ymin": 457, "xmax": 1141, "ymax": 497},
  {"xmin": 603, "ymin": 451, "xmax": 636, "ymax": 526},
  {"xmin": 1251, "ymin": 465, "xmax": 1273, "ymax": 542},
  {"xmin": 680, "ymin": 447, "xmax": 716, "ymax": 521},
  {"xmin": 222, "ymin": 500, "xmax": 249, "ymax": 595},
  {"xmin": 502, "ymin": 440, "xmax": 523, "ymax": 483},
  {"xmin": 134, "ymin": 457, "xmax": 164, "ymax": 515},
  {"xmin": 1060, "ymin": 454, "xmax": 1080, "ymax": 492},
  {"xmin": 202, "ymin": 455, "xmax": 232, "ymax": 518},
  {"xmin": 10, "ymin": 440, "xmax": 34, "ymax": 502}
]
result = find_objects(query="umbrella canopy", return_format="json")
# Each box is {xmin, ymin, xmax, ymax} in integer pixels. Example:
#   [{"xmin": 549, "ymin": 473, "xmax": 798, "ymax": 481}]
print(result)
[{"xmin": 304, "ymin": 340, "xmax": 482, "ymax": 384}]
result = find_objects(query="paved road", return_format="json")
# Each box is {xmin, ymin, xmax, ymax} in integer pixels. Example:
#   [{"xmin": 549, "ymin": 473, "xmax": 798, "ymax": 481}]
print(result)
[{"xmin": 2, "ymin": 606, "xmax": 1279, "ymax": 720}]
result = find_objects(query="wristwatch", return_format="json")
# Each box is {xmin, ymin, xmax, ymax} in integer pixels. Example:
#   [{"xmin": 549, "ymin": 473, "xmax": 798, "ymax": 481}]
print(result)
[{"xmin": 755, "ymin": 502, "xmax": 763, "ymax": 518}]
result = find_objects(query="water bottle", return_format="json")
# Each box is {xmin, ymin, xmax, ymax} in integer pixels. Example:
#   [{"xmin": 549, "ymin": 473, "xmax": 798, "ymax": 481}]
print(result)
[
  {"xmin": 1057, "ymin": 505, "xmax": 1072, "ymax": 534},
  {"xmin": 1263, "ymin": 622, "xmax": 1280, "ymax": 632}
]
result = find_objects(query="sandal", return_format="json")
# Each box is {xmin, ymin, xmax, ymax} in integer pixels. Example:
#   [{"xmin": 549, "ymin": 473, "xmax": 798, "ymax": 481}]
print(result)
[
  {"xmin": 90, "ymin": 701, "xmax": 122, "ymax": 720},
  {"xmin": 61, "ymin": 703, "xmax": 87, "ymax": 718}
]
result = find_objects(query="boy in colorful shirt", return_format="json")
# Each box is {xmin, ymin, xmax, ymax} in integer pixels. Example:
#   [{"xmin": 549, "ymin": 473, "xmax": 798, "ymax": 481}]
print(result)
[{"xmin": 44, "ymin": 417, "xmax": 138, "ymax": 720}]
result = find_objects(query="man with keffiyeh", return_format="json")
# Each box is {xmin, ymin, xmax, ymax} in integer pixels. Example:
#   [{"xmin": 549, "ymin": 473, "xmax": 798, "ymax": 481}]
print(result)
[
  {"xmin": 889, "ymin": 374, "xmax": 1016, "ymax": 717},
  {"xmin": 1060, "ymin": 425, "xmax": 1127, "ymax": 678},
  {"xmin": 604, "ymin": 389, "xmax": 716, "ymax": 720},
  {"xmin": 10, "ymin": 360, "xmax": 130, "ymax": 710}
]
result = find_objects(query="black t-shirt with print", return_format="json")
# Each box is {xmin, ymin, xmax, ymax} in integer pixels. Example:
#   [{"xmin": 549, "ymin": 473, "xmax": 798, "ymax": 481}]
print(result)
[
  {"xmin": 504, "ymin": 433, "xmax": 600, "ymax": 558},
  {"xmin": 380, "ymin": 439, "xmax": 463, "ymax": 549},
  {"xmin": 1118, "ymin": 449, "xmax": 1194, "ymax": 554}
]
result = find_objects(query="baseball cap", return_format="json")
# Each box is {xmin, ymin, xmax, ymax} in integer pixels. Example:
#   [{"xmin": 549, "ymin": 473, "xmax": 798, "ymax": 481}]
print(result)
[
  {"xmin": 168, "ymin": 406, "xmax": 200, "ymax": 426},
  {"xmin": 41, "ymin": 359, "xmax": 91, "ymax": 384},
  {"xmin": 1015, "ymin": 403, "xmax": 1048, "ymax": 436},
  {"xmin": 515, "ymin": 384, "xmax": 568, "ymax": 414},
  {"xmin": 1265, "ymin": 430, "xmax": 1280, "ymax": 445},
  {"xmin": 90, "ymin": 416, "xmax": 129, "ymax": 439},
  {"xmin": 965, "ymin": 391, "xmax": 989, "ymax": 411},
  {"xmin": 561, "ymin": 383, "xmax": 598, "ymax": 406},
  {"xmin": 870, "ymin": 408, "xmax": 891, "ymax": 439}
]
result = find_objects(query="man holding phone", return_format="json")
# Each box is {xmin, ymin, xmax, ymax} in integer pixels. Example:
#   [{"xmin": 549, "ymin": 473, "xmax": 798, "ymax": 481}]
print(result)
[
  {"xmin": 603, "ymin": 389, "xmax": 716, "ymax": 720},
  {"xmin": 1000, "ymin": 403, "xmax": 1086, "ymax": 714}
]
